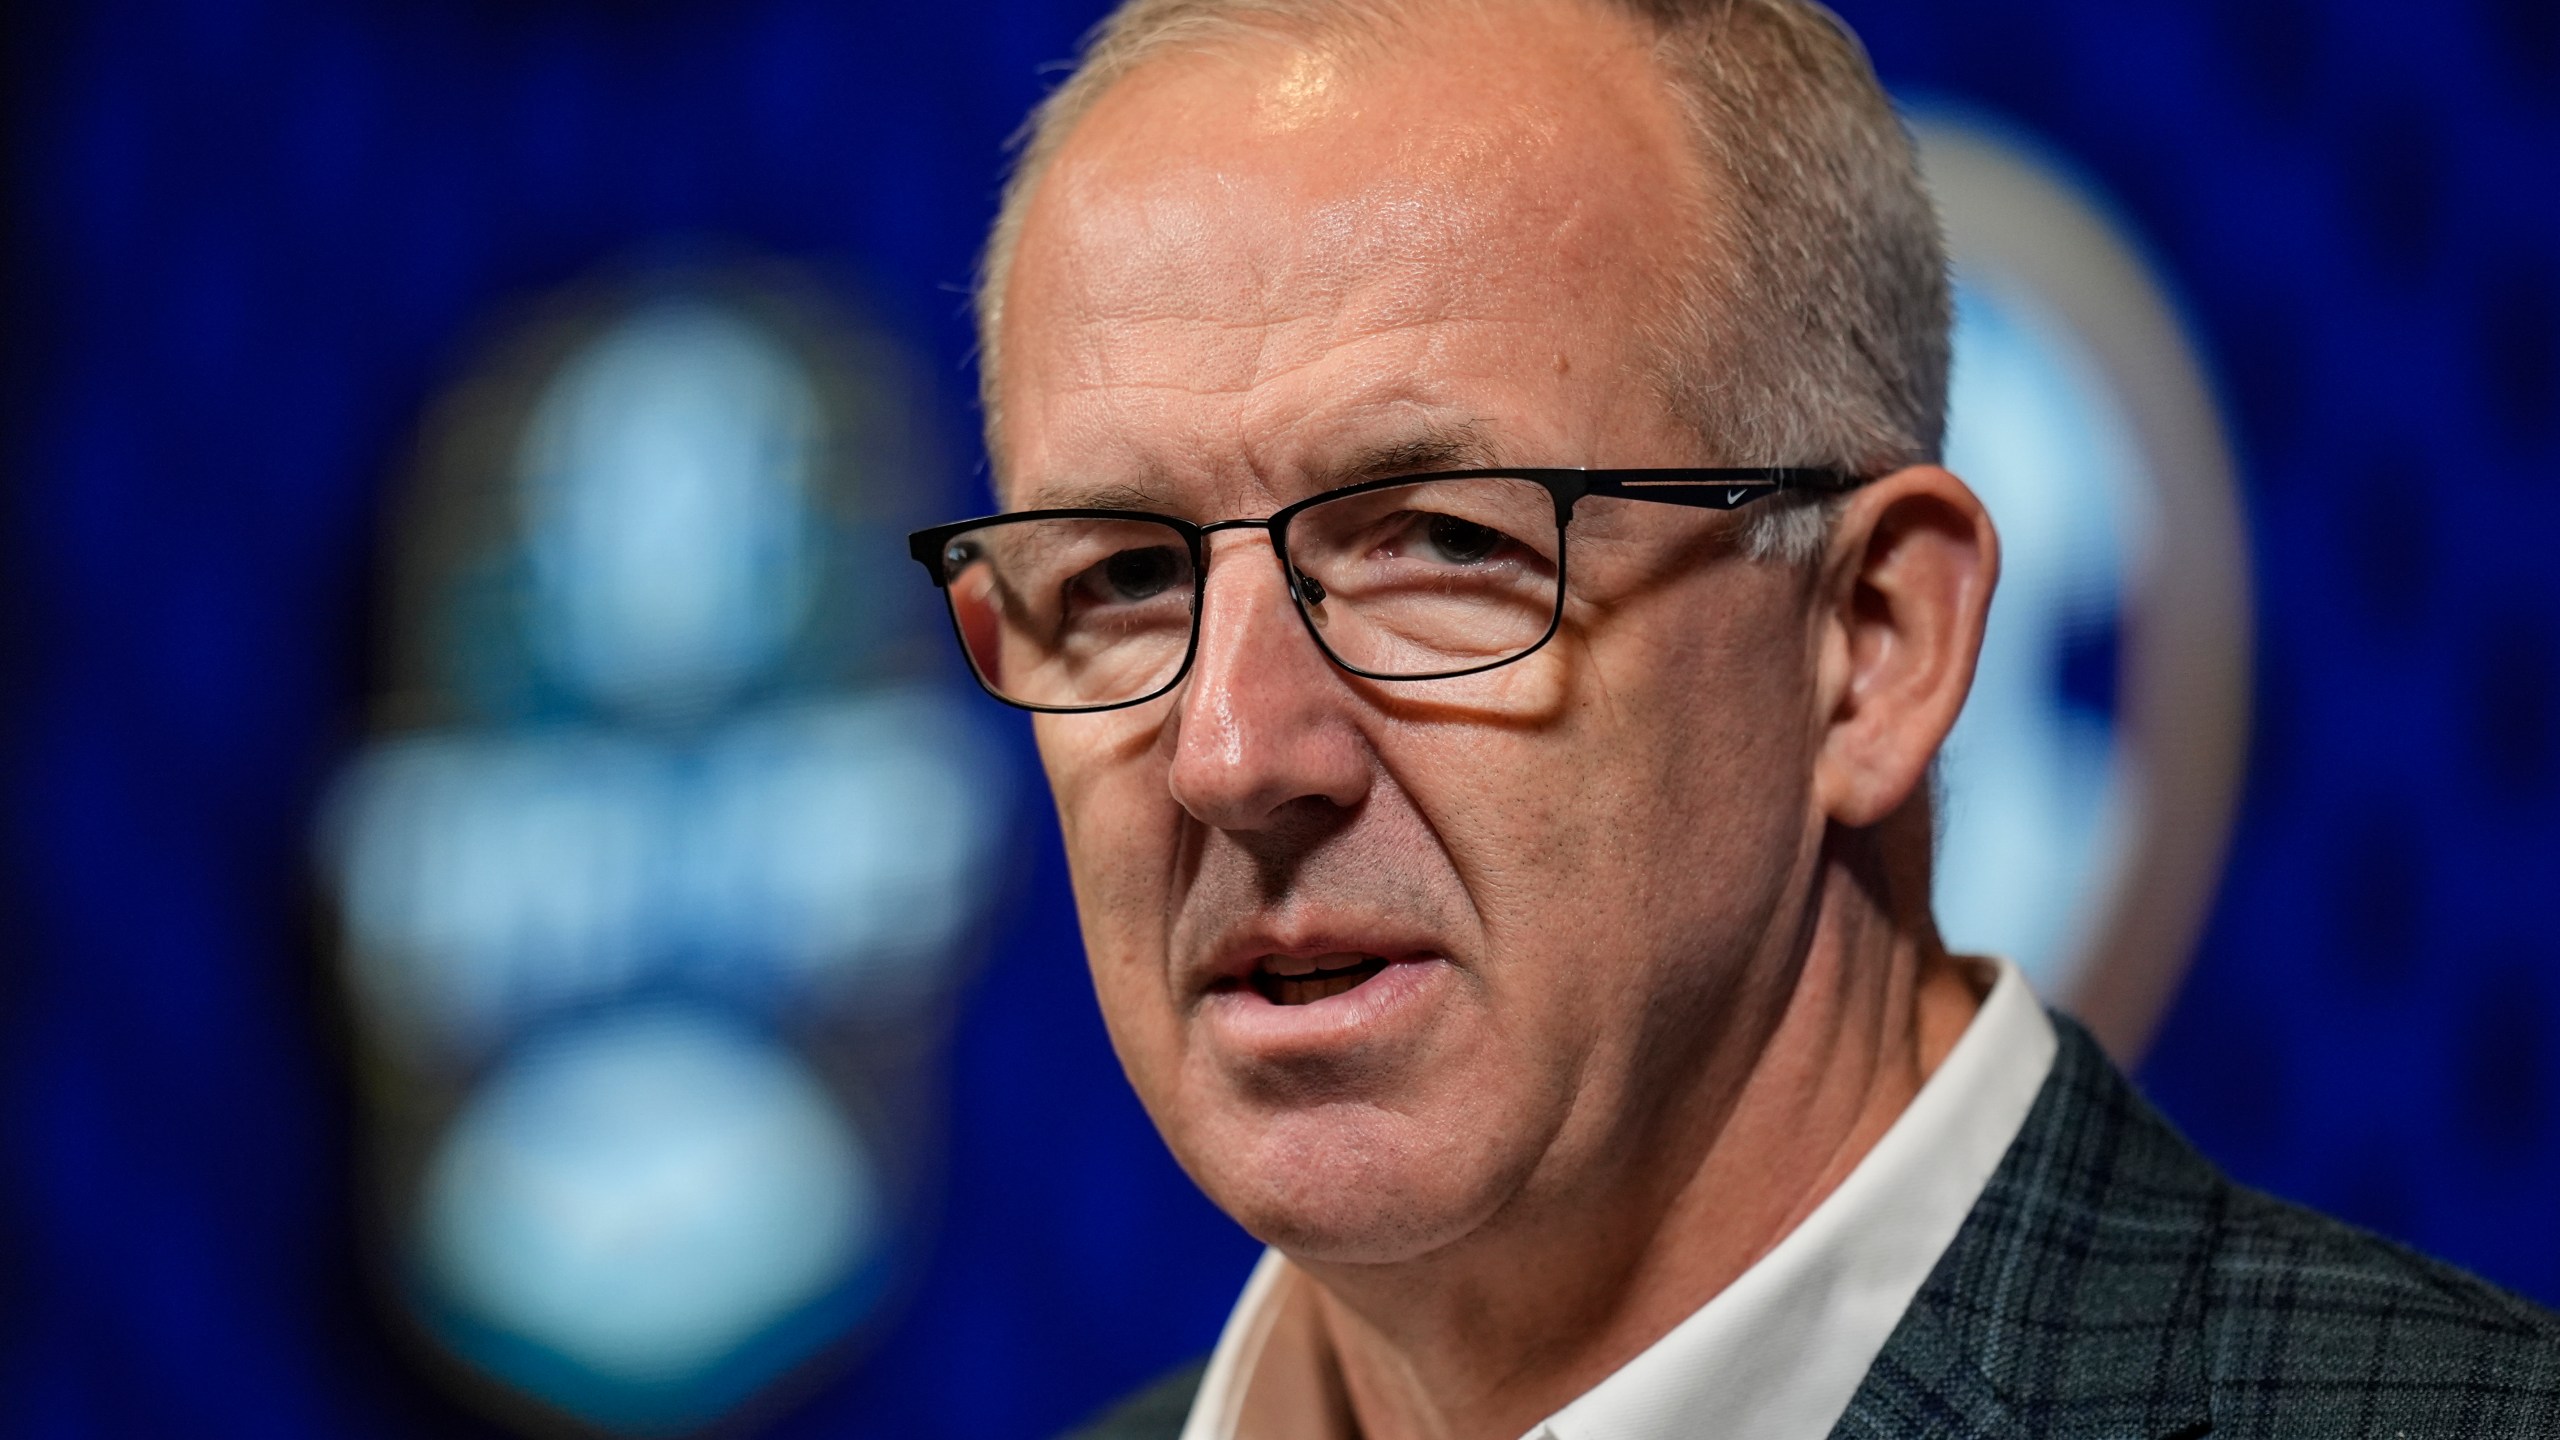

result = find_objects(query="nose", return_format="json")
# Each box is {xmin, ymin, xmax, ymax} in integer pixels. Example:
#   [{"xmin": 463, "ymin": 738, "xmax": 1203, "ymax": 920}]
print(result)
[{"xmin": 1164, "ymin": 531, "xmax": 1373, "ymax": 832}]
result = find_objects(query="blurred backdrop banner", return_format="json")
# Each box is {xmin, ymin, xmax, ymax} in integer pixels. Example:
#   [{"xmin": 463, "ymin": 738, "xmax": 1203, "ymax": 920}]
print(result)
[
  {"xmin": 316, "ymin": 265, "xmax": 1012, "ymax": 1433},
  {"xmin": 3, "ymin": 2, "xmax": 2555, "ymax": 1438}
]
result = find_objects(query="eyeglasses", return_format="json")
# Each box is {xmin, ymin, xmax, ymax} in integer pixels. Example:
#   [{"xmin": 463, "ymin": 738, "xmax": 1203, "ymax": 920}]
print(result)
[{"xmin": 906, "ymin": 466, "xmax": 1861, "ymax": 714}]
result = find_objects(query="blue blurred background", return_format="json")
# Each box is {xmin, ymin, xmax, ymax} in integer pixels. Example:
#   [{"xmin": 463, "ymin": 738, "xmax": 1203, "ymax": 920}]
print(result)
[{"xmin": 2, "ymin": 1, "xmax": 2554, "ymax": 1436}]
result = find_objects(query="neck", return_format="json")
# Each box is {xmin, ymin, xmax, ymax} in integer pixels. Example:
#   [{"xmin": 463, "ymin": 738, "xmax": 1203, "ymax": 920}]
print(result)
[{"xmin": 1297, "ymin": 838, "xmax": 1984, "ymax": 1440}]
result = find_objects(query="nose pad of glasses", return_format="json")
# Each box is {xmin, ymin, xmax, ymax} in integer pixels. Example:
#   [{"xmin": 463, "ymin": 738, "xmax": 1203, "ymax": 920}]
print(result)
[{"xmin": 1290, "ymin": 570, "xmax": 1327, "ymax": 609}]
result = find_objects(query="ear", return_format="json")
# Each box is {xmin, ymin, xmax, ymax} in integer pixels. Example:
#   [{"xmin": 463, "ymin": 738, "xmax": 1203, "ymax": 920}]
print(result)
[{"xmin": 1810, "ymin": 465, "xmax": 2000, "ymax": 829}]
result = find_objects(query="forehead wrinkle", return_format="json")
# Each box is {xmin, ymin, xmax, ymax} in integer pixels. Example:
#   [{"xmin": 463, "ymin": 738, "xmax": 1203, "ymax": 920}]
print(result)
[
  {"xmin": 1025, "ymin": 306, "xmax": 1546, "ymax": 503},
  {"xmin": 1042, "ymin": 184, "xmax": 1650, "ymax": 421},
  {"xmin": 1035, "ymin": 140, "xmax": 1521, "ymax": 336},
  {"xmin": 999, "ymin": 4, "xmax": 1705, "ymax": 493},
  {"xmin": 1018, "ymin": 72, "xmax": 1662, "ymax": 387},
  {"xmin": 1051, "ymin": 295, "xmax": 1477, "ymax": 422}
]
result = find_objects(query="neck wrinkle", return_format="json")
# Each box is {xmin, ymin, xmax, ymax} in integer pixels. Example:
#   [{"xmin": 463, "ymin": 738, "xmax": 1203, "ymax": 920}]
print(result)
[{"xmin": 1299, "ymin": 849, "xmax": 1974, "ymax": 1440}]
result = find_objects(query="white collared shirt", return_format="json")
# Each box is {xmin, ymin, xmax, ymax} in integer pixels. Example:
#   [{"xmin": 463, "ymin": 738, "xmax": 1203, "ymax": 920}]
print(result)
[{"xmin": 1178, "ymin": 957, "xmax": 2059, "ymax": 1440}]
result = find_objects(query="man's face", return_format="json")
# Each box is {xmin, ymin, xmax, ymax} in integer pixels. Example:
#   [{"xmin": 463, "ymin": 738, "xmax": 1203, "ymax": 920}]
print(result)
[{"xmin": 996, "ymin": 7, "xmax": 1834, "ymax": 1264}]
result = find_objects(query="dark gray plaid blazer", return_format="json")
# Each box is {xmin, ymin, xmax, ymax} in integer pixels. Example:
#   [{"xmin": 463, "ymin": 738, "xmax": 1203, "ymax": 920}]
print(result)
[{"xmin": 1067, "ymin": 1015, "xmax": 2560, "ymax": 1439}]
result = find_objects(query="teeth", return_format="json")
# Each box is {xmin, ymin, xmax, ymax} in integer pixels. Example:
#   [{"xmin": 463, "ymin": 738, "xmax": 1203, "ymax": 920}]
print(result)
[
  {"xmin": 1261, "ymin": 952, "xmax": 1378, "ymax": 978},
  {"xmin": 1251, "ymin": 954, "xmax": 1391, "ymax": 1006},
  {"xmin": 1272, "ymin": 973, "xmax": 1368, "ymax": 1004}
]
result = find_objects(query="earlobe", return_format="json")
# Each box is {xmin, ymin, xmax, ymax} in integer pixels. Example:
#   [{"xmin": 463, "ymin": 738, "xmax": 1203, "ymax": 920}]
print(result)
[{"xmin": 1810, "ymin": 466, "xmax": 2000, "ymax": 830}]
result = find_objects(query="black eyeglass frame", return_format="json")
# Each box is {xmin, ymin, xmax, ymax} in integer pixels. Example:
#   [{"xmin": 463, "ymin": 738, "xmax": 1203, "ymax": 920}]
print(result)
[{"xmin": 906, "ymin": 465, "xmax": 1864, "ymax": 714}]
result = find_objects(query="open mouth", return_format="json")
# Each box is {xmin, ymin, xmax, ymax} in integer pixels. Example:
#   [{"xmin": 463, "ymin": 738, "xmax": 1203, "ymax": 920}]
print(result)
[{"xmin": 1251, "ymin": 953, "xmax": 1392, "ymax": 1006}]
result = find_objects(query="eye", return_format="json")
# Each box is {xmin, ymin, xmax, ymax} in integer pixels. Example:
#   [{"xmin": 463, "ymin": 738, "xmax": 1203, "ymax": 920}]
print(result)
[
  {"xmin": 1070, "ymin": 544, "xmax": 1187, "ymax": 607},
  {"xmin": 1104, "ymin": 546, "xmax": 1180, "ymax": 599},
  {"xmin": 1418, "ymin": 514, "xmax": 1509, "ymax": 565}
]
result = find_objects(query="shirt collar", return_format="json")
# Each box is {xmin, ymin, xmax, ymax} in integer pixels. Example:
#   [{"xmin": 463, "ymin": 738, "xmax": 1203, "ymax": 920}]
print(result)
[{"xmin": 1183, "ymin": 958, "xmax": 2059, "ymax": 1440}]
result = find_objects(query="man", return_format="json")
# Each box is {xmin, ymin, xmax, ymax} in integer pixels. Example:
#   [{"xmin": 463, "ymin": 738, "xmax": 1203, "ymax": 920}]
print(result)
[{"xmin": 908, "ymin": 0, "xmax": 2560, "ymax": 1435}]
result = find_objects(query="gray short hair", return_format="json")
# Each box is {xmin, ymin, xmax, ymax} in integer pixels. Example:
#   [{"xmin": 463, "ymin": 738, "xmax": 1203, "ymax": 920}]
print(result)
[{"xmin": 976, "ymin": 0, "xmax": 1950, "ymax": 563}]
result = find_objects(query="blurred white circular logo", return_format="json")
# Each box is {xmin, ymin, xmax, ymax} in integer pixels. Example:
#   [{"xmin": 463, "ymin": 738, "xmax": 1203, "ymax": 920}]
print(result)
[{"xmin": 1916, "ymin": 112, "xmax": 2253, "ymax": 1059}]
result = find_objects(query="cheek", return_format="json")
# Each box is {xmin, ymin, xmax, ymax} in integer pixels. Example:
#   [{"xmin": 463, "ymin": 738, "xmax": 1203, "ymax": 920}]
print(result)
[
  {"xmin": 1386, "ymin": 611, "xmax": 1815, "ymax": 974},
  {"xmin": 1086, "ymin": 939, "xmax": 1185, "ymax": 1116},
  {"xmin": 1036, "ymin": 716, "xmax": 1174, "ymax": 929},
  {"xmin": 1606, "ymin": 583, "xmax": 1820, "ymax": 831},
  {"xmin": 1035, "ymin": 715, "xmax": 1195, "ymax": 1082}
]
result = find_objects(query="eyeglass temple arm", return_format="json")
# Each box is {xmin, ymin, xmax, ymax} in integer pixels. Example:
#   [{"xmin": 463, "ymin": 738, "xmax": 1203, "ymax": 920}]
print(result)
[
  {"xmin": 1575, "ymin": 467, "xmax": 1861, "ymax": 510},
  {"xmin": 909, "ymin": 525, "xmax": 978, "ymax": 586}
]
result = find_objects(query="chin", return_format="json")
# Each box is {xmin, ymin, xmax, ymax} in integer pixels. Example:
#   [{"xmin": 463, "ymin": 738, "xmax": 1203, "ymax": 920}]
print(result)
[{"xmin": 1174, "ymin": 1095, "xmax": 1546, "ymax": 1266}]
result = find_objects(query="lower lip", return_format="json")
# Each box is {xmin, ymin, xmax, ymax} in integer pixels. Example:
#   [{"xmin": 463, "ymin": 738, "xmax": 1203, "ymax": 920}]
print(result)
[{"xmin": 1197, "ymin": 955, "xmax": 1453, "ymax": 1058}]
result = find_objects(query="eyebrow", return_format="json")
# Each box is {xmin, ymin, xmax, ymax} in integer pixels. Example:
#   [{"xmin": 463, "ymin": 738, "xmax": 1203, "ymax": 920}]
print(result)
[
  {"xmin": 1329, "ymin": 421, "xmax": 1501, "ymax": 485},
  {"xmin": 1015, "ymin": 418, "xmax": 1505, "ymax": 515},
  {"xmin": 1016, "ymin": 478, "xmax": 1177, "ymax": 512}
]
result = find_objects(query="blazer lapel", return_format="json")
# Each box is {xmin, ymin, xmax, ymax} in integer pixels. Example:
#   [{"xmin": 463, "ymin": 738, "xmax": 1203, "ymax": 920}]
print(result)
[
  {"xmin": 1829, "ymin": 1298, "xmax": 2029, "ymax": 1440},
  {"xmin": 1829, "ymin": 1014, "xmax": 2218, "ymax": 1440}
]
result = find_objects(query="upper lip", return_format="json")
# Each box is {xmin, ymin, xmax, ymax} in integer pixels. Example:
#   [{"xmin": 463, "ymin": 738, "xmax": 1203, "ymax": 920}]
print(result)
[{"xmin": 1189, "ymin": 924, "xmax": 1450, "ymax": 996}]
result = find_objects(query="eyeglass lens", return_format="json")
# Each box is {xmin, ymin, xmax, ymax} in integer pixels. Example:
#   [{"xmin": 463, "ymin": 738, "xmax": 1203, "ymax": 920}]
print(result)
[
  {"xmin": 935, "ymin": 475, "xmax": 1564, "ymax": 710},
  {"xmin": 1283, "ymin": 476, "xmax": 1562, "ymax": 679}
]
